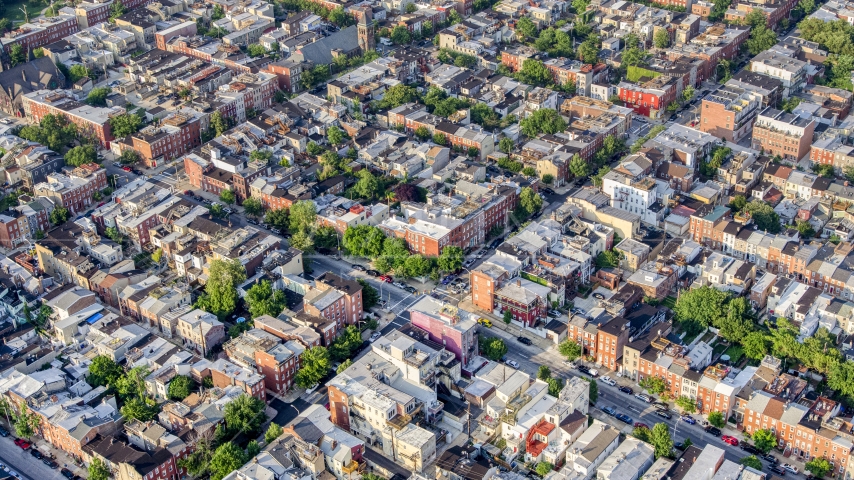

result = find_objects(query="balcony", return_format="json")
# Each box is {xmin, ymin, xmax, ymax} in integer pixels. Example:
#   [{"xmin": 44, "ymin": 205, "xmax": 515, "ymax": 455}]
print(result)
[
  {"xmin": 387, "ymin": 412, "xmax": 412, "ymax": 430},
  {"xmin": 342, "ymin": 460, "xmax": 366, "ymax": 474}
]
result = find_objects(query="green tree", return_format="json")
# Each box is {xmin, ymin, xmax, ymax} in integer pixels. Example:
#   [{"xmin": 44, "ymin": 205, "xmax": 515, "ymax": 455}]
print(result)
[
  {"xmin": 18, "ymin": 113, "xmax": 77, "ymax": 152},
  {"xmin": 68, "ymin": 64, "xmax": 89, "ymax": 83},
  {"xmin": 246, "ymin": 440, "xmax": 261, "ymax": 459},
  {"xmin": 120, "ymin": 149, "xmax": 140, "ymax": 164},
  {"xmin": 518, "ymin": 187, "xmax": 543, "ymax": 217},
  {"xmin": 353, "ymin": 169, "xmax": 380, "ymax": 199},
  {"xmin": 343, "ymin": 225, "xmax": 386, "ymax": 258},
  {"xmin": 437, "ymin": 245, "xmax": 464, "ymax": 273},
  {"xmin": 219, "ymin": 189, "xmax": 235, "ymax": 205},
  {"xmin": 654, "ymin": 29, "xmax": 670, "ymax": 48},
  {"xmin": 569, "ymin": 154, "xmax": 590, "ymax": 178},
  {"xmin": 675, "ymin": 395, "xmax": 697, "ymax": 413},
  {"xmin": 209, "ymin": 442, "xmax": 248, "ymax": 480},
  {"xmin": 535, "ymin": 462, "xmax": 553, "ymax": 477},
  {"xmin": 246, "ymin": 280, "xmax": 286, "ymax": 318},
  {"xmin": 290, "ymin": 200, "xmax": 317, "ymax": 233},
  {"xmin": 210, "ymin": 111, "xmax": 229, "ymax": 138},
  {"xmin": 650, "ymin": 423, "xmax": 674, "ymax": 459},
  {"xmin": 633, "ymin": 426, "xmax": 651, "ymax": 442},
  {"xmin": 110, "ymin": 113, "xmax": 142, "ymax": 138},
  {"xmin": 499, "ymin": 137, "xmax": 515, "ymax": 154},
  {"xmin": 744, "ymin": 200, "xmax": 781, "ymax": 233},
  {"xmin": 708, "ymin": 411, "xmax": 725, "ymax": 428},
  {"xmin": 121, "ymin": 396, "xmax": 159, "ymax": 421},
  {"xmin": 224, "ymin": 393, "xmax": 267, "ymax": 436},
  {"xmin": 622, "ymin": 47, "xmax": 647, "ymax": 67},
  {"xmin": 538, "ymin": 365, "xmax": 552, "ymax": 381},
  {"xmin": 480, "ymin": 336, "xmax": 508, "ymax": 361},
  {"xmin": 86, "ymin": 87, "xmax": 111, "ymax": 106},
  {"xmin": 242, "ymin": 197, "xmax": 263, "ymax": 217},
  {"xmin": 378, "ymin": 84, "xmax": 418, "ymax": 109},
  {"xmin": 503, "ymin": 309, "xmax": 512, "ymax": 324},
  {"xmin": 356, "ymin": 279, "xmax": 379, "ymax": 310},
  {"xmin": 751, "ymin": 428, "xmax": 776, "ymax": 454},
  {"xmin": 741, "ymin": 456, "xmax": 763, "ymax": 470},
  {"xmin": 265, "ymin": 422, "xmax": 284, "ymax": 443},
  {"xmin": 195, "ymin": 258, "xmax": 247, "ymax": 320},
  {"xmin": 639, "ymin": 376, "xmax": 667, "ymax": 395},
  {"xmin": 805, "ymin": 458, "xmax": 832, "ymax": 478},
  {"xmin": 399, "ymin": 254, "xmax": 433, "ymax": 278},
  {"xmin": 559, "ymin": 340, "xmax": 582, "ymax": 361},
  {"xmin": 168, "ymin": 375, "xmax": 193, "ymax": 401},
  {"xmin": 520, "ymin": 108, "xmax": 567, "ymax": 137},
  {"xmin": 674, "ymin": 284, "xmax": 729, "ymax": 328},
  {"xmin": 110, "ymin": 0, "xmax": 125, "ymax": 19},
  {"xmin": 515, "ymin": 16, "xmax": 538, "ymax": 40},
  {"xmin": 578, "ymin": 35, "xmax": 601, "ymax": 64},
  {"xmin": 729, "ymin": 194, "xmax": 747, "ymax": 213},
  {"xmin": 327, "ymin": 126, "xmax": 344, "ymax": 145},
  {"xmin": 9, "ymin": 44, "xmax": 25, "ymax": 67},
  {"xmin": 542, "ymin": 174, "xmax": 554, "ymax": 184},
  {"xmin": 592, "ymin": 166, "xmax": 610, "ymax": 187},
  {"xmin": 522, "ymin": 166, "xmax": 537, "ymax": 177},
  {"xmin": 88, "ymin": 458, "xmax": 110, "ymax": 480},
  {"xmin": 88, "ymin": 355, "xmax": 123, "ymax": 387},
  {"xmin": 391, "ymin": 25, "xmax": 412, "ymax": 44},
  {"xmin": 471, "ymin": 103, "xmax": 500, "ymax": 129},
  {"xmin": 290, "ymin": 230, "xmax": 315, "ymax": 253},
  {"xmin": 746, "ymin": 25, "xmax": 778, "ymax": 55},
  {"xmin": 65, "ymin": 145, "xmax": 97, "ymax": 167},
  {"xmin": 247, "ymin": 44, "xmax": 267, "ymax": 57},
  {"xmin": 433, "ymin": 132, "xmax": 447, "ymax": 145},
  {"xmin": 742, "ymin": 331, "xmax": 769, "ymax": 360},
  {"xmin": 517, "ymin": 59, "xmax": 553, "ymax": 86},
  {"xmin": 796, "ymin": 220, "xmax": 816, "ymax": 238},
  {"xmin": 295, "ymin": 346, "xmax": 330, "ymax": 388},
  {"xmin": 414, "ymin": 125, "xmax": 431, "ymax": 141},
  {"xmin": 50, "ymin": 206, "xmax": 70, "ymax": 225},
  {"xmin": 337, "ymin": 358, "xmax": 354, "ymax": 374},
  {"xmin": 588, "ymin": 377, "xmax": 598, "ymax": 403}
]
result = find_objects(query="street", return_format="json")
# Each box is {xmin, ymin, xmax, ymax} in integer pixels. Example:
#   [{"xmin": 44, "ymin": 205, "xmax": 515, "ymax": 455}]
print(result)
[{"xmin": 0, "ymin": 435, "xmax": 67, "ymax": 480}]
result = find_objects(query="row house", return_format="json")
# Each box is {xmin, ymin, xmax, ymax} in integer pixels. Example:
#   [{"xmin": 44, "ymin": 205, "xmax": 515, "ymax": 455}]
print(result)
[
  {"xmin": 113, "ymin": 112, "xmax": 203, "ymax": 168},
  {"xmin": 203, "ymin": 358, "xmax": 266, "ymax": 400},
  {"xmin": 616, "ymin": 76, "xmax": 678, "ymax": 120},
  {"xmin": 752, "ymin": 106, "xmax": 816, "ymax": 162},
  {"xmin": 74, "ymin": 0, "xmax": 155, "ymax": 29},
  {"xmin": 34, "ymin": 164, "xmax": 107, "ymax": 215},
  {"xmin": 23, "ymin": 90, "xmax": 122, "ymax": 148},
  {"xmin": 0, "ymin": 13, "xmax": 79, "ymax": 53},
  {"xmin": 495, "ymin": 278, "xmax": 551, "ymax": 327},
  {"xmin": 223, "ymin": 328, "xmax": 305, "ymax": 394},
  {"xmin": 304, "ymin": 272, "xmax": 364, "ymax": 327}
]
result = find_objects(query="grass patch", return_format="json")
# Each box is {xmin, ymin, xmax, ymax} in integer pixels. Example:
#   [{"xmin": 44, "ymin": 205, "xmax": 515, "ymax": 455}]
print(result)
[
  {"xmin": 6, "ymin": 0, "xmax": 46, "ymax": 25},
  {"xmin": 724, "ymin": 345, "xmax": 744, "ymax": 364},
  {"xmin": 132, "ymin": 252, "xmax": 154, "ymax": 269},
  {"xmin": 661, "ymin": 296, "xmax": 677, "ymax": 309}
]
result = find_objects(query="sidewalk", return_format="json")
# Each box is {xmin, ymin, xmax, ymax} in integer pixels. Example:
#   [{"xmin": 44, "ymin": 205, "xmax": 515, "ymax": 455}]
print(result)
[{"xmin": 459, "ymin": 295, "xmax": 555, "ymax": 351}]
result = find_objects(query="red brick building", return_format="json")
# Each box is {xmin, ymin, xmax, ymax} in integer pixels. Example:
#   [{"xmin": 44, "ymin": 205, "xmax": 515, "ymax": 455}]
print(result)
[
  {"xmin": 595, "ymin": 317, "xmax": 630, "ymax": 372},
  {"xmin": 33, "ymin": 164, "xmax": 107, "ymax": 214},
  {"xmin": 494, "ymin": 278, "xmax": 549, "ymax": 327},
  {"xmin": 617, "ymin": 77, "xmax": 678, "ymax": 119},
  {"xmin": 307, "ymin": 272, "xmax": 364, "ymax": 326},
  {"xmin": 223, "ymin": 329, "xmax": 304, "ymax": 395},
  {"xmin": 264, "ymin": 60, "xmax": 305, "ymax": 94},
  {"xmin": 114, "ymin": 112, "xmax": 202, "ymax": 168},
  {"xmin": 74, "ymin": 0, "xmax": 154, "ymax": 29},
  {"xmin": 22, "ymin": 90, "xmax": 117, "ymax": 148},
  {"xmin": 2, "ymin": 13, "xmax": 79, "ymax": 53},
  {"xmin": 208, "ymin": 358, "xmax": 267, "ymax": 401}
]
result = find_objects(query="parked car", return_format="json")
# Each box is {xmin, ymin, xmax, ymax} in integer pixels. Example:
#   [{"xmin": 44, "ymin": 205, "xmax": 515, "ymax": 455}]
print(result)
[
  {"xmin": 634, "ymin": 393, "xmax": 652, "ymax": 403},
  {"xmin": 548, "ymin": 310, "xmax": 562, "ymax": 317},
  {"xmin": 29, "ymin": 449, "xmax": 43, "ymax": 459},
  {"xmin": 122, "ymin": 166, "xmax": 132, "ymax": 172},
  {"xmin": 477, "ymin": 318, "xmax": 492, "ymax": 328},
  {"xmin": 599, "ymin": 376, "xmax": 616, "ymax": 386},
  {"xmin": 740, "ymin": 444, "xmax": 759, "ymax": 454},
  {"xmin": 517, "ymin": 336, "xmax": 533, "ymax": 346},
  {"xmin": 0, "ymin": 427, "xmax": 8, "ymax": 437},
  {"xmin": 393, "ymin": 281, "xmax": 407, "ymax": 289},
  {"xmin": 674, "ymin": 442, "xmax": 687, "ymax": 451},
  {"xmin": 704, "ymin": 426, "xmax": 722, "ymax": 437},
  {"xmin": 13, "ymin": 439, "xmax": 30, "ymax": 449},
  {"xmin": 634, "ymin": 422, "xmax": 648, "ymax": 429},
  {"xmin": 404, "ymin": 286, "xmax": 417, "ymax": 294},
  {"xmin": 369, "ymin": 332, "xmax": 382, "ymax": 342},
  {"xmin": 42, "ymin": 459, "xmax": 58, "ymax": 469},
  {"xmin": 61, "ymin": 469, "xmax": 74, "ymax": 479},
  {"xmin": 601, "ymin": 406, "xmax": 617, "ymax": 416},
  {"xmin": 366, "ymin": 270, "xmax": 380, "ymax": 277},
  {"xmin": 652, "ymin": 401, "xmax": 669, "ymax": 410},
  {"xmin": 505, "ymin": 359, "xmax": 520, "ymax": 368},
  {"xmin": 721, "ymin": 435, "xmax": 739, "ymax": 446},
  {"xmin": 592, "ymin": 293, "xmax": 605, "ymax": 299},
  {"xmin": 441, "ymin": 275, "xmax": 455, "ymax": 285},
  {"xmin": 763, "ymin": 454, "xmax": 778, "ymax": 464},
  {"xmin": 781, "ymin": 464, "xmax": 799, "ymax": 474},
  {"xmin": 618, "ymin": 386, "xmax": 634, "ymax": 395},
  {"xmin": 577, "ymin": 365, "xmax": 591, "ymax": 375},
  {"xmin": 769, "ymin": 466, "xmax": 786, "ymax": 476},
  {"xmin": 352, "ymin": 264, "xmax": 366, "ymax": 271},
  {"xmin": 379, "ymin": 275, "xmax": 393, "ymax": 283},
  {"xmin": 656, "ymin": 410, "xmax": 672, "ymax": 419},
  {"xmin": 615, "ymin": 413, "xmax": 633, "ymax": 424},
  {"xmin": 680, "ymin": 415, "xmax": 696, "ymax": 425},
  {"xmin": 113, "ymin": 162, "xmax": 122, "ymax": 167}
]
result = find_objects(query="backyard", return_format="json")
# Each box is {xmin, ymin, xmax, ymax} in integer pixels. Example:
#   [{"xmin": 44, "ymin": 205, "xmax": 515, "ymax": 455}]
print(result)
[{"xmin": 5, "ymin": 0, "xmax": 47, "ymax": 26}]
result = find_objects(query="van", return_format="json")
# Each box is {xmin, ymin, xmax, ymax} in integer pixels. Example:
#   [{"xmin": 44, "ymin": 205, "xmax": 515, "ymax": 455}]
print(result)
[{"xmin": 477, "ymin": 317, "xmax": 492, "ymax": 328}]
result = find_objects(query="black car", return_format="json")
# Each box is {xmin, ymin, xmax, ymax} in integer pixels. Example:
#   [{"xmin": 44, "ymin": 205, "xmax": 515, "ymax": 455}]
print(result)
[
  {"xmin": 542, "ymin": 188, "xmax": 555, "ymax": 195},
  {"xmin": 618, "ymin": 386, "xmax": 634, "ymax": 394},
  {"xmin": 489, "ymin": 239, "xmax": 502, "ymax": 249},
  {"xmin": 517, "ymin": 337, "xmax": 533, "ymax": 346},
  {"xmin": 763, "ymin": 454, "xmax": 779, "ymax": 464},
  {"xmin": 30, "ymin": 449, "xmax": 43, "ymax": 459},
  {"xmin": 674, "ymin": 442, "xmax": 687, "ymax": 451},
  {"xmin": 0, "ymin": 427, "xmax": 8, "ymax": 437},
  {"xmin": 740, "ymin": 444, "xmax": 760, "ymax": 455},
  {"xmin": 656, "ymin": 410, "xmax": 672, "ymax": 419},
  {"xmin": 366, "ymin": 269, "xmax": 380, "ymax": 277},
  {"xmin": 61, "ymin": 469, "xmax": 74, "ymax": 479},
  {"xmin": 704, "ymin": 426, "xmax": 722, "ymax": 437},
  {"xmin": 42, "ymin": 459, "xmax": 58, "ymax": 469},
  {"xmin": 770, "ymin": 466, "xmax": 786, "ymax": 476},
  {"xmin": 577, "ymin": 365, "xmax": 591, "ymax": 375}
]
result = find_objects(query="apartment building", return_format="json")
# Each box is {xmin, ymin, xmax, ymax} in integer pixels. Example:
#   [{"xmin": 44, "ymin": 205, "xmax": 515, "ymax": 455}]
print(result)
[
  {"xmin": 700, "ymin": 84, "xmax": 763, "ymax": 142},
  {"xmin": 0, "ymin": 13, "xmax": 79, "ymax": 53},
  {"xmin": 617, "ymin": 76, "xmax": 678, "ymax": 119},
  {"xmin": 23, "ymin": 90, "xmax": 123, "ymax": 148},
  {"xmin": 751, "ymin": 106, "xmax": 816, "ymax": 162},
  {"xmin": 34, "ymin": 164, "xmax": 107, "ymax": 215},
  {"xmin": 750, "ymin": 50, "xmax": 807, "ymax": 97},
  {"xmin": 206, "ymin": 358, "xmax": 266, "ymax": 400},
  {"xmin": 602, "ymin": 157, "xmax": 673, "ymax": 226},
  {"xmin": 165, "ymin": 307, "xmax": 226, "ymax": 355},
  {"xmin": 224, "ymin": 328, "xmax": 304, "ymax": 394},
  {"xmin": 113, "ymin": 112, "xmax": 202, "ymax": 168},
  {"xmin": 304, "ymin": 272, "xmax": 364, "ymax": 327},
  {"xmin": 316, "ymin": 196, "xmax": 390, "ymax": 235}
]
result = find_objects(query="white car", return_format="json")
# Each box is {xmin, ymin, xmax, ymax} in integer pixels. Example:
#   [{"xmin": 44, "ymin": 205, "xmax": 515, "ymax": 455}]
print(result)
[
  {"xmin": 505, "ymin": 359, "xmax": 520, "ymax": 369},
  {"xmin": 599, "ymin": 376, "xmax": 616, "ymax": 386},
  {"xmin": 781, "ymin": 464, "xmax": 799, "ymax": 474},
  {"xmin": 369, "ymin": 332, "xmax": 381, "ymax": 342},
  {"xmin": 635, "ymin": 393, "xmax": 652, "ymax": 403}
]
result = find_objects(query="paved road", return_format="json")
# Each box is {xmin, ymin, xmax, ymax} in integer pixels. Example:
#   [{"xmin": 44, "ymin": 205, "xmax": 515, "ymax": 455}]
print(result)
[{"xmin": 0, "ymin": 436, "xmax": 66, "ymax": 480}]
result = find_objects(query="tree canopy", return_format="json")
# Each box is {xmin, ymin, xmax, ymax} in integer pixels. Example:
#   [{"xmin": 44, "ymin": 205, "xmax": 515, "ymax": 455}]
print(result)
[
  {"xmin": 246, "ymin": 280, "xmax": 286, "ymax": 318},
  {"xmin": 65, "ymin": 145, "xmax": 97, "ymax": 167},
  {"xmin": 480, "ymin": 336, "xmax": 508, "ymax": 361},
  {"xmin": 18, "ymin": 113, "xmax": 77, "ymax": 152},
  {"xmin": 195, "ymin": 259, "xmax": 247, "ymax": 320},
  {"xmin": 224, "ymin": 393, "xmax": 267, "ymax": 437},
  {"xmin": 520, "ymin": 108, "xmax": 567, "ymax": 137},
  {"xmin": 295, "ymin": 346, "xmax": 330, "ymax": 388}
]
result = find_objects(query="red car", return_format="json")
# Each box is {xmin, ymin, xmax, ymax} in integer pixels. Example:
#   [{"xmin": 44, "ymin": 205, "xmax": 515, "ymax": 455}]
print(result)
[
  {"xmin": 14, "ymin": 439, "xmax": 30, "ymax": 449},
  {"xmin": 721, "ymin": 435, "xmax": 739, "ymax": 446},
  {"xmin": 379, "ymin": 275, "xmax": 393, "ymax": 283},
  {"xmin": 122, "ymin": 166, "xmax": 132, "ymax": 172},
  {"xmin": 633, "ymin": 422, "xmax": 648, "ymax": 429}
]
